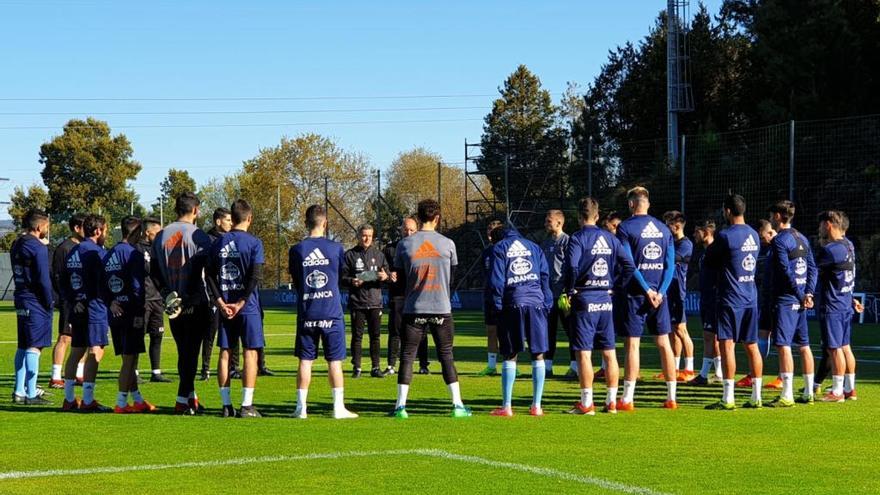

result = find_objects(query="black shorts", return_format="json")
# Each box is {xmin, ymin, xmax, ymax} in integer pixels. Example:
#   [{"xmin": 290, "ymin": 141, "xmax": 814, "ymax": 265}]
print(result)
[
  {"xmin": 110, "ymin": 315, "xmax": 146, "ymax": 356},
  {"xmin": 57, "ymin": 300, "xmax": 73, "ymax": 337},
  {"xmin": 144, "ymin": 299, "xmax": 165, "ymax": 336}
]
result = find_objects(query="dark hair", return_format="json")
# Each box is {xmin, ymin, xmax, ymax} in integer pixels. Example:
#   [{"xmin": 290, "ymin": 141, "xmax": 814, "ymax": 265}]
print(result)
[
  {"xmin": 723, "ymin": 194, "xmax": 746, "ymax": 217},
  {"xmin": 695, "ymin": 219, "xmax": 716, "ymax": 233},
  {"xmin": 68, "ymin": 213, "xmax": 86, "ymax": 232},
  {"xmin": 489, "ymin": 226, "xmax": 505, "ymax": 244},
  {"xmin": 23, "ymin": 209, "xmax": 49, "ymax": 232},
  {"xmin": 818, "ymin": 210, "xmax": 849, "ymax": 231},
  {"xmin": 305, "ymin": 204, "xmax": 326, "ymax": 230},
  {"xmin": 768, "ymin": 200, "xmax": 795, "ymax": 223},
  {"xmin": 143, "ymin": 216, "xmax": 161, "ymax": 228},
  {"xmin": 83, "ymin": 214, "xmax": 107, "ymax": 238},
  {"xmin": 577, "ymin": 197, "xmax": 600, "ymax": 220},
  {"xmin": 663, "ymin": 210, "xmax": 686, "ymax": 225},
  {"xmin": 213, "ymin": 207, "xmax": 231, "ymax": 223},
  {"xmin": 230, "ymin": 199, "xmax": 252, "ymax": 225},
  {"xmin": 120, "ymin": 216, "xmax": 142, "ymax": 244},
  {"xmin": 174, "ymin": 192, "xmax": 200, "ymax": 217},
  {"xmin": 757, "ymin": 219, "xmax": 772, "ymax": 232},
  {"xmin": 602, "ymin": 211, "xmax": 621, "ymax": 224},
  {"xmin": 416, "ymin": 199, "xmax": 441, "ymax": 224}
]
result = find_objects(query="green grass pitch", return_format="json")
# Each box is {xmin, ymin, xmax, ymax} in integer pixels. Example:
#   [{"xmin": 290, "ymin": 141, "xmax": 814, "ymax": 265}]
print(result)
[{"xmin": 1, "ymin": 301, "xmax": 878, "ymax": 494}]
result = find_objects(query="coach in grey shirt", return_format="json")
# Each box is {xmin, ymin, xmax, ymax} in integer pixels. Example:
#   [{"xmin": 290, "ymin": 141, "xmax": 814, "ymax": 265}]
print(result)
[{"xmin": 540, "ymin": 209, "xmax": 573, "ymax": 377}]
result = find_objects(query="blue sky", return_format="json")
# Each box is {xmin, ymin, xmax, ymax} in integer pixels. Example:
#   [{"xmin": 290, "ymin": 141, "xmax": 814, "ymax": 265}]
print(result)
[{"xmin": 0, "ymin": 0, "xmax": 722, "ymax": 219}]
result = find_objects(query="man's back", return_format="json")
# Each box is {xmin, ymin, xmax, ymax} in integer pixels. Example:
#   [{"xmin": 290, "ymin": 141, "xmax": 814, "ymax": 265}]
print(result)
[
  {"xmin": 290, "ymin": 237, "xmax": 344, "ymax": 321},
  {"xmin": 707, "ymin": 224, "xmax": 759, "ymax": 307},
  {"xmin": 616, "ymin": 214, "xmax": 673, "ymax": 293},
  {"xmin": 395, "ymin": 230, "xmax": 456, "ymax": 315},
  {"xmin": 210, "ymin": 229, "xmax": 264, "ymax": 315},
  {"xmin": 152, "ymin": 220, "xmax": 212, "ymax": 305},
  {"xmin": 489, "ymin": 230, "xmax": 551, "ymax": 309},
  {"xmin": 769, "ymin": 228, "xmax": 817, "ymax": 303}
]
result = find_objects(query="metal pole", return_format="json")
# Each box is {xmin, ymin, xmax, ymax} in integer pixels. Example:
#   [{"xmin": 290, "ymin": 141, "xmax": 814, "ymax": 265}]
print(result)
[
  {"xmin": 587, "ymin": 135, "xmax": 593, "ymax": 197},
  {"xmin": 504, "ymin": 150, "xmax": 510, "ymax": 226},
  {"xmin": 376, "ymin": 169, "xmax": 382, "ymax": 243},
  {"xmin": 159, "ymin": 196, "xmax": 164, "ymax": 226},
  {"xmin": 276, "ymin": 184, "xmax": 281, "ymax": 288},
  {"xmin": 788, "ymin": 120, "xmax": 795, "ymax": 201},
  {"xmin": 680, "ymin": 134, "xmax": 686, "ymax": 213},
  {"xmin": 324, "ymin": 176, "xmax": 330, "ymax": 238},
  {"xmin": 464, "ymin": 139, "xmax": 468, "ymax": 223}
]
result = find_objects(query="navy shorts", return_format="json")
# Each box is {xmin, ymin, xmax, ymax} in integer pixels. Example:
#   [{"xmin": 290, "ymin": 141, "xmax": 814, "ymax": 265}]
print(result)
[
  {"xmin": 716, "ymin": 304, "xmax": 758, "ymax": 343},
  {"xmin": 773, "ymin": 301, "xmax": 810, "ymax": 347},
  {"xmin": 498, "ymin": 306, "xmax": 549, "ymax": 356},
  {"xmin": 700, "ymin": 298, "xmax": 717, "ymax": 333},
  {"xmin": 668, "ymin": 291, "xmax": 686, "ymax": 326},
  {"xmin": 219, "ymin": 312, "xmax": 264, "ymax": 350},
  {"xmin": 16, "ymin": 304, "xmax": 52, "ymax": 349},
  {"xmin": 758, "ymin": 300, "xmax": 773, "ymax": 331},
  {"xmin": 570, "ymin": 295, "xmax": 615, "ymax": 351},
  {"xmin": 110, "ymin": 315, "xmax": 145, "ymax": 356},
  {"xmin": 614, "ymin": 293, "xmax": 672, "ymax": 338},
  {"xmin": 296, "ymin": 317, "xmax": 346, "ymax": 361},
  {"xmin": 71, "ymin": 311, "xmax": 109, "ymax": 348},
  {"xmin": 819, "ymin": 311, "xmax": 852, "ymax": 349}
]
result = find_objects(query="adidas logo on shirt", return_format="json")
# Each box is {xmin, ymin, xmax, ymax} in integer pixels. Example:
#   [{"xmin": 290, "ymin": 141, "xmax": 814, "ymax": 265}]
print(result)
[
  {"xmin": 591, "ymin": 236, "xmax": 612, "ymax": 255},
  {"xmin": 741, "ymin": 235, "xmax": 759, "ymax": 252},
  {"xmin": 506, "ymin": 240, "xmax": 531, "ymax": 258},
  {"xmin": 413, "ymin": 240, "xmax": 441, "ymax": 259},
  {"xmin": 67, "ymin": 251, "xmax": 82, "ymax": 269},
  {"xmin": 303, "ymin": 248, "xmax": 330, "ymax": 266},
  {"xmin": 219, "ymin": 241, "xmax": 240, "ymax": 259},
  {"xmin": 640, "ymin": 221, "xmax": 664, "ymax": 239},
  {"xmin": 104, "ymin": 252, "xmax": 122, "ymax": 272}
]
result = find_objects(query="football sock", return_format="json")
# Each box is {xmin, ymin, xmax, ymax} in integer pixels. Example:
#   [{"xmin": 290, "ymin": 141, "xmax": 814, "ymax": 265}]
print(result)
[
  {"xmin": 82, "ymin": 382, "xmax": 95, "ymax": 405},
  {"xmin": 152, "ymin": 369, "xmax": 162, "ymax": 376},
  {"xmin": 52, "ymin": 364, "xmax": 63, "ymax": 381},
  {"xmin": 684, "ymin": 357, "xmax": 694, "ymax": 372},
  {"xmin": 219, "ymin": 387, "xmax": 232, "ymax": 406},
  {"xmin": 396, "ymin": 384, "xmax": 409, "ymax": 408},
  {"xmin": 665, "ymin": 381, "xmax": 677, "ymax": 401},
  {"xmin": 531, "ymin": 360, "xmax": 545, "ymax": 408},
  {"xmin": 606, "ymin": 386, "xmax": 618, "ymax": 405},
  {"xmin": 622, "ymin": 380, "xmax": 636, "ymax": 404},
  {"xmin": 24, "ymin": 350, "xmax": 40, "ymax": 399},
  {"xmin": 601, "ymin": 359, "xmax": 606, "ymax": 371},
  {"xmin": 501, "ymin": 361, "xmax": 516, "ymax": 408},
  {"xmin": 713, "ymin": 356, "xmax": 723, "ymax": 377},
  {"xmin": 116, "ymin": 391, "xmax": 129, "ymax": 409},
  {"xmin": 699, "ymin": 358, "xmax": 712, "ymax": 379},
  {"xmin": 570, "ymin": 360, "xmax": 578, "ymax": 372},
  {"xmin": 674, "ymin": 355, "xmax": 681, "ymax": 370},
  {"xmin": 722, "ymin": 379, "xmax": 735, "ymax": 404},
  {"xmin": 331, "ymin": 387, "xmax": 345, "ymax": 412},
  {"xmin": 546, "ymin": 359, "xmax": 553, "ymax": 375},
  {"xmin": 176, "ymin": 396, "xmax": 188, "ymax": 405},
  {"xmin": 844, "ymin": 374, "xmax": 855, "ymax": 393},
  {"xmin": 487, "ymin": 352, "xmax": 497, "ymax": 369},
  {"xmin": 64, "ymin": 379, "xmax": 76, "ymax": 402},
  {"xmin": 13, "ymin": 349, "xmax": 26, "ymax": 397},
  {"xmin": 832, "ymin": 375, "xmax": 844, "ymax": 396},
  {"xmin": 751, "ymin": 377, "xmax": 763, "ymax": 402},
  {"xmin": 781, "ymin": 372, "xmax": 794, "ymax": 401},
  {"xmin": 803, "ymin": 373, "xmax": 815, "ymax": 398},
  {"xmin": 241, "ymin": 387, "xmax": 254, "ymax": 407},
  {"xmin": 447, "ymin": 382, "xmax": 464, "ymax": 407},
  {"xmin": 296, "ymin": 389, "xmax": 308, "ymax": 412},
  {"xmin": 131, "ymin": 389, "xmax": 144, "ymax": 404},
  {"xmin": 758, "ymin": 337, "xmax": 770, "ymax": 357},
  {"xmin": 580, "ymin": 387, "xmax": 593, "ymax": 408},
  {"xmin": 76, "ymin": 361, "xmax": 84, "ymax": 379}
]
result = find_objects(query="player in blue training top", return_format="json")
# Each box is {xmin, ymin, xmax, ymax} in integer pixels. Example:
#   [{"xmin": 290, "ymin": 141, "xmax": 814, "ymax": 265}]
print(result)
[
  {"xmin": 487, "ymin": 225, "xmax": 553, "ymax": 417},
  {"xmin": 814, "ymin": 210, "xmax": 862, "ymax": 402},
  {"xmin": 686, "ymin": 220, "xmax": 724, "ymax": 386},
  {"xmin": 562, "ymin": 197, "xmax": 635, "ymax": 415},
  {"xmin": 766, "ymin": 200, "xmax": 818, "ymax": 407},
  {"xmin": 288, "ymin": 205, "xmax": 358, "ymax": 419},
  {"xmin": 477, "ymin": 217, "xmax": 504, "ymax": 376},
  {"xmin": 104, "ymin": 216, "xmax": 156, "ymax": 414},
  {"xmin": 613, "ymin": 186, "xmax": 679, "ymax": 411},
  {"xmin": 205, "ymin": 199, "xmax": 266, "ymax": 418},
  {"xmin": 61, "ymin": 214, "xmax": 111, "ymax": 412},
  {"xmin": 663, "ymin": 210, "xmax": 695, "ymax": 382},
  {"xmin": 703, "ymin": 195, "xmax": 765, "ymax": 410},
  {"xmin": 11, "ymin": 209, "xmax": 53, "ymax": 406}
]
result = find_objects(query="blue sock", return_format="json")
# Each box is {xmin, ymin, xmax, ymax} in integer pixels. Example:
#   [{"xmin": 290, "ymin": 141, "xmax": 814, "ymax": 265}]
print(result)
[
  {"xmin": 25, "ymin": 350, "xmax": 41, "ymax": 399},
  {"xmin": 532, "ymin": 360, "xmax": 546, "ymax": 408},
  {"xmin": 758, "ymin": 336, "xmax": 770, "ymax": 357},
  {"xmin": 501, "ymin": 361, "xmax": 516, "ymax": 407},
  {"xmin": 13, "ymin": 349, "xmax": 26, "ymax": 397}
]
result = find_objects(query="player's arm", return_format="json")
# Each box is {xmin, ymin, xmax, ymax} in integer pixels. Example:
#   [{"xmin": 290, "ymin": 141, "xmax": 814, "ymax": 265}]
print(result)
[
  {"xmin": 237, "ymin": 241, "xmax": 265, "ymax": 303},
  {"xmin": 50, "ymin": 243, "xmax": 65, "ymax": 295},
  {"xmin": 131, "ymin": 250, "xmax": 146, "ymax": 311},
  {"xmin": 288, "ymin": 247, "xmax": 302, "ymax": 292},
  {"xmin": 538, "ymin": 250, "xmax": 553, "ymax": 310},
  {"xmin": 657, "ymin": 239, "xmax": 676, "ymax": 296},
  {"xmin": 563, "ymin": 234, "xmax": 581, "ymax": 293},
  {"xmin": 805, "ymin": 243, "xmax": 818, "ymax": 299},
  {"xmin": 620, "ymin": 242, "xmax": 652, "ymax": 294},
  {"xmin": 35, "ymin": 244, "xmax": 54, "ymax": 311},
  {"xmin": 377, "ymin": 249, "xmax": 390, "ymax": 282},
  {"xmin": 203, "ymin": 249, "xmax": 224, "ymax": 307},
  {"xmin": 613, "ymin": 236, "xmax": 636, "ymax": 287},
  {"xmin": 773, "ymin": 235, "xmax": 805, "ymax": 301},
  {"xmin": 149, "ymin": 238, "xmax": 169, "ymax": 297},
  {"xmin": 489, "ymin": 247, "xmax": 506, "ymax": 312}
]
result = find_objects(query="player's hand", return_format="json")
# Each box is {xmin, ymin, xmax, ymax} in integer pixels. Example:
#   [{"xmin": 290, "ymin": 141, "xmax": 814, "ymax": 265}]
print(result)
[
  {"xmin": 377, "ymin": 270, "xmax": 389, "ymax": 281},
  {"xmin": 352, "ymin": 278, "xmax": 363, "ymax": 287},
  {"xmin": 73, "ymin": 301, "xmax": 85, "ymax": 314},
  {"xmin": 804, "ymin": 294, "xmax": 814, "ymax": 309},
  {"xmin": 854, "ymin": 299, "xmax": 864, "ymax": 314},
  {"xmin": 646, "ymin": 290, "xmax": 661, "ymax": 308},
  {"xmin": 390, "ymin": 272, "xmax": 398, "ymax": 283},
  {"xmin": 109, "ymin": 301, "xmax": 124, "ymax": 317},
  {"xmin": 228, "ymin": 300, "xmax": 246, "ymax": 318}
]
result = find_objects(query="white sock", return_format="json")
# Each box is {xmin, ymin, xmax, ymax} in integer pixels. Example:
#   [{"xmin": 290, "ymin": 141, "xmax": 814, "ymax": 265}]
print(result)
[
  {"xmin": 332, "ymin": 387, "xmax": 345, "ymax": 412},
  {"xmin": 570, "ymin": 360, "xmax": 578, "ymax": 372},
  {"xmin": 487, "ymin": 353, "xmax": 497, "ymax": 369},
  {"xmin": 844, "ymin": 373, "xmax": 855, "ymax": 393},
  {"xmin": 684, "ymin": 357, "xmax": 694, "ymax": 372},
  {"xmin": 241, "ymin": 387, "xmax": 254, "ymax": 407},
  {"xmin": 622, "ymin": 380, "xmax": 636, "ymax": 404},
  {"xmin": 152, "ymin": 369, "xmax": 162, "ymax": 375},
  {"xmin": 82, "ymin": 382, "xmax": 95, "ymax": 405},
  {"xmin": 396, "ymin": 384, "xmax": 409, "ymax": 408},
  {"xmin": 219, "ymin": 387, "xmax": 231, "ymax": 406},
  {"xmin": 76, "ymin": 362, "xmax": 85, "ymax": 379},
  {"xmin": 131, "ymin": 389, "xmax": 144, "ymax": 404},
  {"xmin": 64, "ymin": 379, "xmax": 75, "ymax": 402},
  {"xmin": 803, "ymin": 373, "xmax": 814, "ymax": 398},
  {"xmin": 448, "ymin": 382, "xmax": 463, "ymax": 407},
  {"xmin": 296, "ymin": 388, "xmax": 308, "ymax": 412},
  {"xmin": 713, "ymin": 357, "xmax": 723, "ymax": 378},
  {"xmin": 722, "ymin": 379, "xmax": 735, "ymax": 404},
  {"xmin": 832, "ymin": 375, "xmax": 844, "ymax": 396},
  {"xmin": 546, "ymin": 359, "xmax": 553, "ymax": 373},
  {"xmin": 674, "ymin": 355, "xmax": 681, "ymax": 370},
  {"xmin": 781, "ymin": 372, "xmax": 794, "ymax": 401},
  {"xmin": 52, "ymin": 364, "xmax": 62, "ymax": 381},
  {"xmin": 699, "ymin": 358, "xmax": 712, "ymax": 379},
  {"xmin": 116, "ymin": 391, "xmax": 128, "ymax": 408},
  {"xmin": 601, "ymin": 359, "xmax": 606, "ymax": 371},
  {"xmin": 751, "ymin": 377, "xmax": 762, "ymax": 402},
  {"xmin": 666, "ymin": 381, "xmax": 677, "ymax": 401},
  {"xmin": 606, "ymin": 386, "xmax": 618, "ymax": 405},
  {"xmin": 580, "ymin": 388, "xmax": 593, "ymax": 407},
  {"xmin": 176, "ymin": 395, "xmax": 188, "ymax": 405}
]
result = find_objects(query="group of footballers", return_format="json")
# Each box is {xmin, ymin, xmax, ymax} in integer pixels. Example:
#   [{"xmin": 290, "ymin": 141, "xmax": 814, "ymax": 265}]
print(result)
[{"xmin": 9, "ymin": 185, "xmax": 862, "ymax": 418}]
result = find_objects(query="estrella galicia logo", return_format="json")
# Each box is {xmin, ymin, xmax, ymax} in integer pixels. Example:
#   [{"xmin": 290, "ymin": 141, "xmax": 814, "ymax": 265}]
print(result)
[
  {"xmin": 305, "ymin": 270, "xmax": 328, "ymax": 289},
  {"xmin": 509, "ymin": 257, "xmax": 533, "ymax": 276}
]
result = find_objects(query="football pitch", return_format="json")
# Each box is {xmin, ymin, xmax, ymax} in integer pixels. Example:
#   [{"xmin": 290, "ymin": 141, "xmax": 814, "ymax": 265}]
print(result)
[{"xmin": 1, "ymin": 302, "xmax": 878, "ymax": 494}]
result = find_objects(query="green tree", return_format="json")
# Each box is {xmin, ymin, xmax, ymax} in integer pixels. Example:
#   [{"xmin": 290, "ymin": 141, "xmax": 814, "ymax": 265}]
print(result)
[
  {"xmin": 8, "ymin": 184, "xmax": 50, "ymax": 228},
  {"xmin": 197, "ymin": 175, "xmax": 241, "ymax": 230},
  {"xmin": 151, "ymin": 168, "xmax": 197, "ymax": 224},
  {"xmin": 39, "ymin": 118, "xmax": 141, "ymax": 220}
]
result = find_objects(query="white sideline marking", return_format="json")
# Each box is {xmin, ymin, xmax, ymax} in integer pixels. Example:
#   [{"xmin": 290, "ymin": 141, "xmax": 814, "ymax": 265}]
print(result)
[{"xmin": 0, "ymin": 448, "xmax": 671, "ymax": 494}]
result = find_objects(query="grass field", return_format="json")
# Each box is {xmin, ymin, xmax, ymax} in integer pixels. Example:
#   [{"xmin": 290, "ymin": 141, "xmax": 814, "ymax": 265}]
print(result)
[{"xmin": 1, "ymin": 301, "xmax": 878, "ymax": 494}]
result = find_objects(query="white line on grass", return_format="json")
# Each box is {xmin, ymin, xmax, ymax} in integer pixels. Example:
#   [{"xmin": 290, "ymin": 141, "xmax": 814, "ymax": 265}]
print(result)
[{"xmin": 0, "ymin": 448, "xmax": 671, "ymax": 494}]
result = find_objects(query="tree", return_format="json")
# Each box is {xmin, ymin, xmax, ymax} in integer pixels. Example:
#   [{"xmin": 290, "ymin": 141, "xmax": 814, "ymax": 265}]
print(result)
[
  {"xmin": 39, "ymin": 118, "xmax": 141, "ymax": 220},
  {"xmin": 197, "ymin": 175, "xmax": 241, "ymax": 229},
  {"xmin": 8, "ymin": 184, "xmax": 50, "ymax": 228},
  {"xmin": 151, "ymin": 168, "xmax": 197, "ymax": 224}
]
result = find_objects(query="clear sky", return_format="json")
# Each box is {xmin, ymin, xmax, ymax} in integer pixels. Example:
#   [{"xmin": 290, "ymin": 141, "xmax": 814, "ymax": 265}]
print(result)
[{"xmin": 0, "ymin": 0, "xmax": 722, "ymax": 219}]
